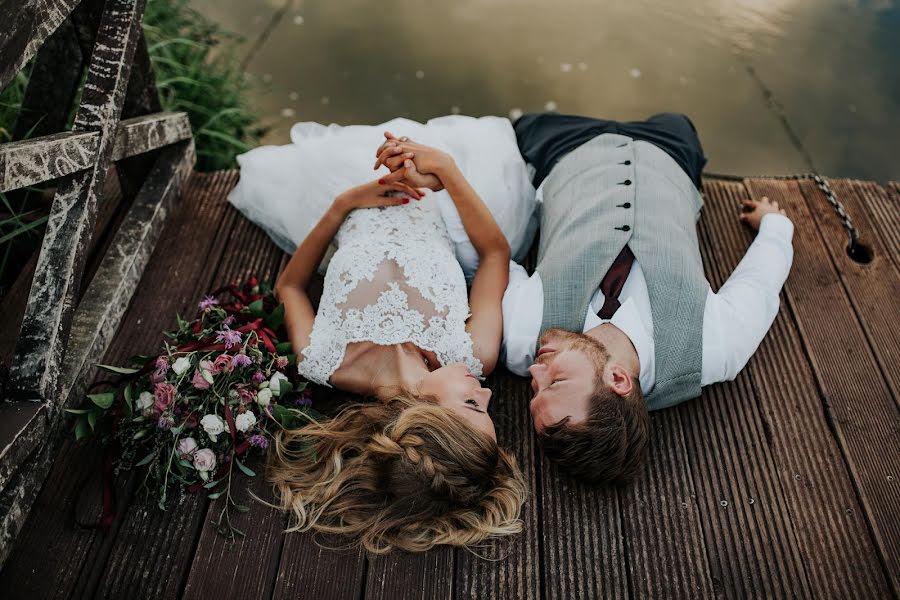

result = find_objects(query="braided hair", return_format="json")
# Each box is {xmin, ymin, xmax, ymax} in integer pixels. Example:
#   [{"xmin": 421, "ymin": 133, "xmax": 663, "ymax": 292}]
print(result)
[{"xmin": 267, "ymin": 396, "xmax": 527, "ymax": 553}]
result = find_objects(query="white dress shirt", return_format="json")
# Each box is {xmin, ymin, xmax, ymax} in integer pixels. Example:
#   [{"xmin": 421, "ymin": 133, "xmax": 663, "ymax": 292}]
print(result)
[{"xmin": 501, "ymin": 202, "xmax": 795, "ymax": 394}]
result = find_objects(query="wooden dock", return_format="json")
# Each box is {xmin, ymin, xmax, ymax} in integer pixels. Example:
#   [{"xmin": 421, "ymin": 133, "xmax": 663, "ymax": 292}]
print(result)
[{"xmin": 0, "ymin": 170, "xmax": 897, "ymax": 599}]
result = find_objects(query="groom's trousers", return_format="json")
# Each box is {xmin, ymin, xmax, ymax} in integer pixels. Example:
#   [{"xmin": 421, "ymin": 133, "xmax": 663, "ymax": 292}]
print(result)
[{"xmin": 513, "ymin": 111, "xmax": 707, "ymax": 190}]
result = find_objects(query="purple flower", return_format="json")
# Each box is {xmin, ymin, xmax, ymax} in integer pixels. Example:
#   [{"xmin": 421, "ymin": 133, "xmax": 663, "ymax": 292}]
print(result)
[
  {"xmin": 230, "ymin": 353, "xmax": 252, "ymax": 369},
  {"xmin": 154, "ymin": 356, "xmax": 169, "ymax": 377},
  {"xmin": 248, "ymin": 434, "xmax": 268, "ymax": 449},
  {"xmin": 222, "ymin": 315, "xmax": 236, "ymax": 327},
  {"xmin": 157, "ymin": 415, "xmax": 174, "ymax": 429},
  {"xmin": 198, "ymin": 295, "xmax": 219, "ymax": 311},
  {"xmin": 252, "ymin": 370, "xmax": 266, "ymax": 383},
  {"xmin": 294, "ymin": 390, "xmax": 313, "ymax": 407},
  {"xmin": 215, "ymin": 326, "xmax": 242, "ymax": 349}
]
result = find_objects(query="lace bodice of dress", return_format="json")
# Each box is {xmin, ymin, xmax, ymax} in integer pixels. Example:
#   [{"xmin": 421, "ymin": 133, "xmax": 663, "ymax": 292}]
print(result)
[{"xmin": 297, "ymin": 200, "xmax": 483, "ymax": 386}]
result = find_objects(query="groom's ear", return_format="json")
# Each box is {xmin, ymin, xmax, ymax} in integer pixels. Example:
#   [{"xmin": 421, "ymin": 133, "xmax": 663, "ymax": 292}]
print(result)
[{"xmin": 605, "ymin": 364, "xmax": 634, "ymax": 398}]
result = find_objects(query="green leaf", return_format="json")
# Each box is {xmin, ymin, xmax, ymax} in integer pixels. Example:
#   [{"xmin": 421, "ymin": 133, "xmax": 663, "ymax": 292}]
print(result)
[
  {"xmin": 88, "ymin": 392, "xmax": 115, "ymax": 410},
  {"xmin": 248, "ymin": 298, "xmax": 265, "ymax": 317},
  {"xmin": 128, "ymin": 354, "xmax": 152, "ymax": 365},
  {"xmin": 75, "ymin": 417, "xmax": 90, "ymax": 440},
  {"xmin": 87, "ymin": 410, "xmax": 98, "ymax": 431},
  {"xmin": 179, "ymin": 459, "xmax": 195, "ymax": 470},
  {"xmin": 235, "ymin": 459, "xmax": 256, "ymax": 477},
  {"xmin": 265, "ymin": 303, "xmax": 284, "ymax": 330},
  {"xmin": 275, "ymin": 342, "xmax": 293, "ymax": 355},
  {"xmin": 133, "ymin": 429, "xmax": 147, "ymax": 441},
  {"xmin": 199, "ymin": 470, "xmax": 209, "ymax": 481},
  {"xmin": 136, "ymin": 451, "xmax": 157, "ymax": 466},
  {"xmin": 65, "ymin": 408, "xmax": 91, "ymax": 415},
  {"xmin": 207, "ymin": 491, "xmax": 223, "ymax": 500},
  {"xmin": 96, "ymin": 364, "xmax": 140, "ymax": 375},
  {"xmin": 279, "ymin": 381, "xmax": 293, "ymax": 396},
  {"xmin": 124, "ymin": 384, "xmax": 134, "ymax": 411},
  {"xmin": 295, "ymin": 381, "xmax": 307, "ymax": 392},
  {"xmin": 234, "ymin": 504, "xmax": 250, "ymax": 513}
]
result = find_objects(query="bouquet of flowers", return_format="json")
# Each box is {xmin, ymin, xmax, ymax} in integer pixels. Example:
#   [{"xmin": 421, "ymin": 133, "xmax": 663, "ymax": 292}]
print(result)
[{"xmin": 67, "ymin": 276, "xmax": 319, "ymax": 538}]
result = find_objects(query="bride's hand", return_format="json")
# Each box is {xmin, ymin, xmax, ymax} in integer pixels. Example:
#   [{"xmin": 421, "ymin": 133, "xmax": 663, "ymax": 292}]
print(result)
[
  {"xmin": 334, "ymin": 179, "xmax": 424, "ymax": 213},
  {"xmin": 373, "ymin": 132, "xmax": 451, "ymax": 191}
]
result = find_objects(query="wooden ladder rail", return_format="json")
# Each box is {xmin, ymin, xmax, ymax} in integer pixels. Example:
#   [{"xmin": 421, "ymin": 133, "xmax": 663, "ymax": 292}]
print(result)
[{"xmin": 0, "ymin": 0, "xmax": 195, "ymax": 566}]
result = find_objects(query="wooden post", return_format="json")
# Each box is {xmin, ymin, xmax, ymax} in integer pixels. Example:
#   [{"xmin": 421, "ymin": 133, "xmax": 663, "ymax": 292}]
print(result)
[{"xmin": 8, "ymin": 0, "xmax": 149, "ymax": 406}]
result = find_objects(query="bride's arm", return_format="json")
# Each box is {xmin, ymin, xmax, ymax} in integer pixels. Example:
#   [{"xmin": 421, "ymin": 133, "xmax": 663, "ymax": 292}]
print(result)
[
  {"xmin": 275, "ymin": 180, "xmax": 423, "ymax": 354},
  {"xmin": 437, "ymin": 160, "xmax": 510, "ymax": 376}
]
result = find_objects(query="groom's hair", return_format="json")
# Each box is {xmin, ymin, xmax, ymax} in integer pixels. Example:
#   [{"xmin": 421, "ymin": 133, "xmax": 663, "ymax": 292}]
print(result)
[{"xmin": 537, "ymin": 375, "xmax": 649, "ymax": 486}]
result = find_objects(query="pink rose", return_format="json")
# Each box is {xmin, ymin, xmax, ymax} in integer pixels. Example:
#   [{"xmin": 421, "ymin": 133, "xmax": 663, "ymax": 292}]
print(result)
[
  {"xmin": 153, "ymin": 382, "xmax": 177, "ymax": 413},
  {"xmin": 193, "ymin": 448, "xmax": 216, "ymax": 472},
  {"xmin": 177, "ymin": 437, "xmax": 198, "ymax": 458},
  {"xmin": 200, "ymin": 359, "xmax": 218, "ymax": 375},
  {"xmin": 213, "ymin": 353, "xmax": 232, "ymax": 373},
  {"xmin": 237, "ymin": 387, "xmax": 255, "ymax": 405},
  {"xmin": 191, "ymin": 369, "xmax": 211, "ymax": 390}
]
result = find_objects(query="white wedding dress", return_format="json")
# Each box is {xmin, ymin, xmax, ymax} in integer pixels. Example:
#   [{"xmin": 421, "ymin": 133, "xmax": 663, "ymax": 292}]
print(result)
[
  {"xmin": 227, "ymin": 114, "xmax": 537, "ymax": 385},
  {"xmin": 297, "ymin": 199, "xmax": 482, "ymax": 386}
]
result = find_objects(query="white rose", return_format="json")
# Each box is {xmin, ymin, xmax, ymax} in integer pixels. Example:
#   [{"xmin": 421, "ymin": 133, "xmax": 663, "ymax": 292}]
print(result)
[
  {"xmin": 177, "ymin": 437, "xmax": 198, "ymax": 458},
  {"xmin": 136, "ymin": 391, "xmax": 154, "ymax": 411},
  {"xmin": 269, "ymin": 372, "xmax": 289, "ymax": 396},
  {"xmin": 235, "ymin": 411, "xmax": 257, "ymax": 432},
  {"xmin": 172, "ymin": 356, "xmax": 191, "ymax": 376},
  {"xmin": 193, "ymin": 448, "xmax": 216, "ymax": 472},
  {"xmin": 200, "ymin": 414, "xmax": 226, "ymax": 441},
  {"xmin": 256, "ymin": 388, "xmax": 273, "ymax": 407}
]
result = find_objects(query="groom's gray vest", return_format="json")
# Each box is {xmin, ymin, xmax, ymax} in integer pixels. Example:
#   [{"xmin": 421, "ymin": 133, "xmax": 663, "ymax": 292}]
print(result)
[{"xmin": 535, "ymin": 133, "xmax": 708, "ymax": 410}]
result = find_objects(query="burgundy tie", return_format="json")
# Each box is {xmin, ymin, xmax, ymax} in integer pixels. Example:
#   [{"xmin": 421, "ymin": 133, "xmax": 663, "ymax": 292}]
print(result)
[{"xmin": 597, "ymin": 246, "xmax": 635, "ymax": 319}]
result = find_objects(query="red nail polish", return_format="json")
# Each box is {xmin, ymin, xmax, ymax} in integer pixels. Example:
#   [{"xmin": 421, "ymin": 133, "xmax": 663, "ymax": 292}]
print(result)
[
  {"xmin": 378, "ymin": 178, "xmax": 385, "ymax": 184},
  {"xmin": 402, "ymin": 198, "xmax": 410, "ymax": 204}
]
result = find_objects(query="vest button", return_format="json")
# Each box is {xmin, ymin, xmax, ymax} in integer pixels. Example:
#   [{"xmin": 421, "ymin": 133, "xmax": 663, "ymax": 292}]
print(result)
[
  {"xmin": 623, "ymin": 160, "xmax": 632, "ymax": 165},
  {"xmin": 622, "ymin": 179, "xmax": 632, "ymax": 186},
  {"xmin": 616, "ymin": 225, "xmax": 631, "ymax": 232},
  {"xmin": 618, "ymin": 202, "xmax": 631, "ymax": 208}
]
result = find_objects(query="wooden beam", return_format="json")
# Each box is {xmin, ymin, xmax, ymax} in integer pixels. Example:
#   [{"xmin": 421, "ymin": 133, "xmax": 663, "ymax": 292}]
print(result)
[
  {"xmin": 0, "ymin": 111, "xmax": 192, "ymax": 193},
  {"xmin": 0, "ymin": 0, "xmax": 81, "ymax": 91},
  {"xmin": 7, "ymin": 0, "xmax": 148, "ymax": 402},
  {"xmin": 0, "ymin": 402, "xmax": 47, "ymax": 492},
  {"xmin": 58, "ymin": 139, "xmax": 195, "ymax": 413}
]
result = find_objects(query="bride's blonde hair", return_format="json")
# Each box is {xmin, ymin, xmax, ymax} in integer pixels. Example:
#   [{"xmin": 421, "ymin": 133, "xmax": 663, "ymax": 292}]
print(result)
[{"xmin": 266, "ymin": 395, "xmax": 527, "ymax": 553}]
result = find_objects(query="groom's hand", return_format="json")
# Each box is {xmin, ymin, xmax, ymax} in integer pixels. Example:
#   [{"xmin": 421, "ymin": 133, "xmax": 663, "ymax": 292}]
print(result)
[
  {"xmin": 740, "ymin": 196, "xmax": 787, "ymax": 231},
  {"xmin": 373, "ymin": 132, "xmax": 446, "ymax": 191}
]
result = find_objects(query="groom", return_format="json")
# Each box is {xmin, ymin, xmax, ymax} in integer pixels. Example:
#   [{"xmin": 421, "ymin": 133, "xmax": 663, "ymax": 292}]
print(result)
[{"xmin": 500, "ymin": 111, "xmax": 794, "ymax": 485}]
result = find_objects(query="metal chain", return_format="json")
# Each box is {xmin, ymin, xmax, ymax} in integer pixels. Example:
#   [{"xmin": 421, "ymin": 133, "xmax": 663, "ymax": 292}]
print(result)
[{"xmin": 704, "ymin": 172, "xmax": 860, "ymax": 252}]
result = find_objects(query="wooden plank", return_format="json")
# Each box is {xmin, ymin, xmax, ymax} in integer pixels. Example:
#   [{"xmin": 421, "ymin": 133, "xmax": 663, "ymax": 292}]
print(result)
[
  {"xmin": 745, "ymin": 178, "xmax": 900, "ymax": 596},
  {"xmin": 0, "ymin": 112, "xmax": 193, "ymax": 193},
  {"xmin": 93, "ymin": 173, "xmax": 287, "ymax": 599},
  {"xmin": 879, "ymin": 182, "xmax": 900, "ymax": 269},
  {"xmin": 366, "ymin": 550, "xmax": 455, "ymax": 600},
  {"xmin": 453, "ymin": 370, "xmax": 540, "ymax": 600},
  {"xmin": 0, "ymin": 0, "xmax": 81, "ymax": 91},
  {"xmin": 7, "ymin": 0, "xmax": 149, "ymax": 403},
  {"xmin": 58, "ymin": 140, "xmax": 195, "ymax": 414},
  {"xmin": 696, "ymin": 179, "xmax": 890, "ymax": 598},
  {"xmin": 0, "ymin": 402, "xmax": 46, "ymax": 491},
  {"xmin": 272, "ymin": 535, "xmax": 367, "ymax": 600},
  {"xmin": 807, "ymin": 180, "xmax": 900, "ymax": 403},
  {"xmin": 0, "ymin": 172, "xmax": 238, "ymax": 597},
  {"xmin": 617, "ymin": 410, "xmax": 714, "ymax": 599}
]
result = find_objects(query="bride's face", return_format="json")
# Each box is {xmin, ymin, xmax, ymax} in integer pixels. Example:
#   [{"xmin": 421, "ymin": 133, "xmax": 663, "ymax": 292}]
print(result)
[{"xmin": 418, "ymin": 363, "xmax": 496, "ymax": 440}]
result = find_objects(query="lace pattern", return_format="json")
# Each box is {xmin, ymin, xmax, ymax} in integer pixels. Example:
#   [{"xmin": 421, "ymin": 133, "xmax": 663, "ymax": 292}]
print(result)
[{"xmin": 298, "ymin": 201, "xmax": 483, "ymax": 386}]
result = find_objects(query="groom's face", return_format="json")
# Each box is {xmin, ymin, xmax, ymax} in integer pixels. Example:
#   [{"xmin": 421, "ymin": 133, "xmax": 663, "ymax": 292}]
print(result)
[{"xmin": 528, "ymin": 329, "xmax": 608, "ymax": 432}]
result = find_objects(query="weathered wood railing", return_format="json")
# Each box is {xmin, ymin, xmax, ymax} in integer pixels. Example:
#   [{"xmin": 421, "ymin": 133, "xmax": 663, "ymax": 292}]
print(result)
[{"xmin": 0, "ymin": 0, "xmax": 194, "ymax": 565}]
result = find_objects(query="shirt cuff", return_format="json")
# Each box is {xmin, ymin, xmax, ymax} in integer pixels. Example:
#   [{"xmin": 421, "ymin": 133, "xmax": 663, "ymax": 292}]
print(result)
[{"xmin": 759, "ymin": 213, "xmax": 794, "ymax": 240}]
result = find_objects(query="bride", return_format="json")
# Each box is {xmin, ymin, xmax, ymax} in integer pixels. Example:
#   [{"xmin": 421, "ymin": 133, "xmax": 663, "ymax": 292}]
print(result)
[{"xmin": 267, "ymin": 133, "xmax": 527, "ymax": 553}]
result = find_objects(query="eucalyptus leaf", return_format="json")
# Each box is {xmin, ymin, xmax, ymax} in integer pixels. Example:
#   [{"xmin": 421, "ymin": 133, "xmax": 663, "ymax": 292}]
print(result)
[
  {"xmin": 97, "ymin": 364, "xmax": 140, "ymax": 375},
  {"xmin": 234, "ymin": 504, "xmax": 250, "ymax": 513},
  {"xmin": 88, "ymin": 392, "xmax": 115, "ymax": 409},
  {"xmin": 75, "ymin": 417, "xmax": 89, "ymax": 440},
  {"xmin": 124, "ymin": 384, "xmax": 134, "ymax": 411},
  {"xmin": 136, "ymin": 452, "xmax": 157, "ymax": 466},
  {"xmin": 235, "ymin": 459, "xmax": 256, "ymax": 477},
  {"xmin": 207, "ymin": 491, "xmax": 223, "ymax": 500},
  {"xmin": 87, "ymin": 410, "xmax": 98, "ymax": 431},
  {"xmin": 65, "ymin": 408, "xmax": 90, "ymax": 415},
  {"xmin": 133, "ymin": 429, "xmax": 147, "ymax": 440}
]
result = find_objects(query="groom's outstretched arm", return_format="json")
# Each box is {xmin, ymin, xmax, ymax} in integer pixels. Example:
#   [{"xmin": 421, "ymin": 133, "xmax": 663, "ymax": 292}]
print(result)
[{"xmin": 701, "ymin": 197, "xmax": 794, "ymax": 384}]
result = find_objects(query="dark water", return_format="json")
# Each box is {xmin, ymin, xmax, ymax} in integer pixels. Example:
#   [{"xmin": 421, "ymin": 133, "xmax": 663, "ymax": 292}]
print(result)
[{"xmin": 192, "ymin": 0, "xmax": 900, "ymax": 182}]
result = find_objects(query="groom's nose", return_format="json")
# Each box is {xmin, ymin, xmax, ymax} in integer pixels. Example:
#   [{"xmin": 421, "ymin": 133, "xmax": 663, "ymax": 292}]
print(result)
[{"xmin": 528, "ymin": 363, "xmax": 547, "ymax": 391}]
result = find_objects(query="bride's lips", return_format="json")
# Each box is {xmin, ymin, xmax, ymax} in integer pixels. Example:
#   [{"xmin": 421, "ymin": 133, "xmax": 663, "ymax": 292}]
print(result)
[{"xmin": 465, "ymin": 373, "xmax": 478, "ymax": 379}]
